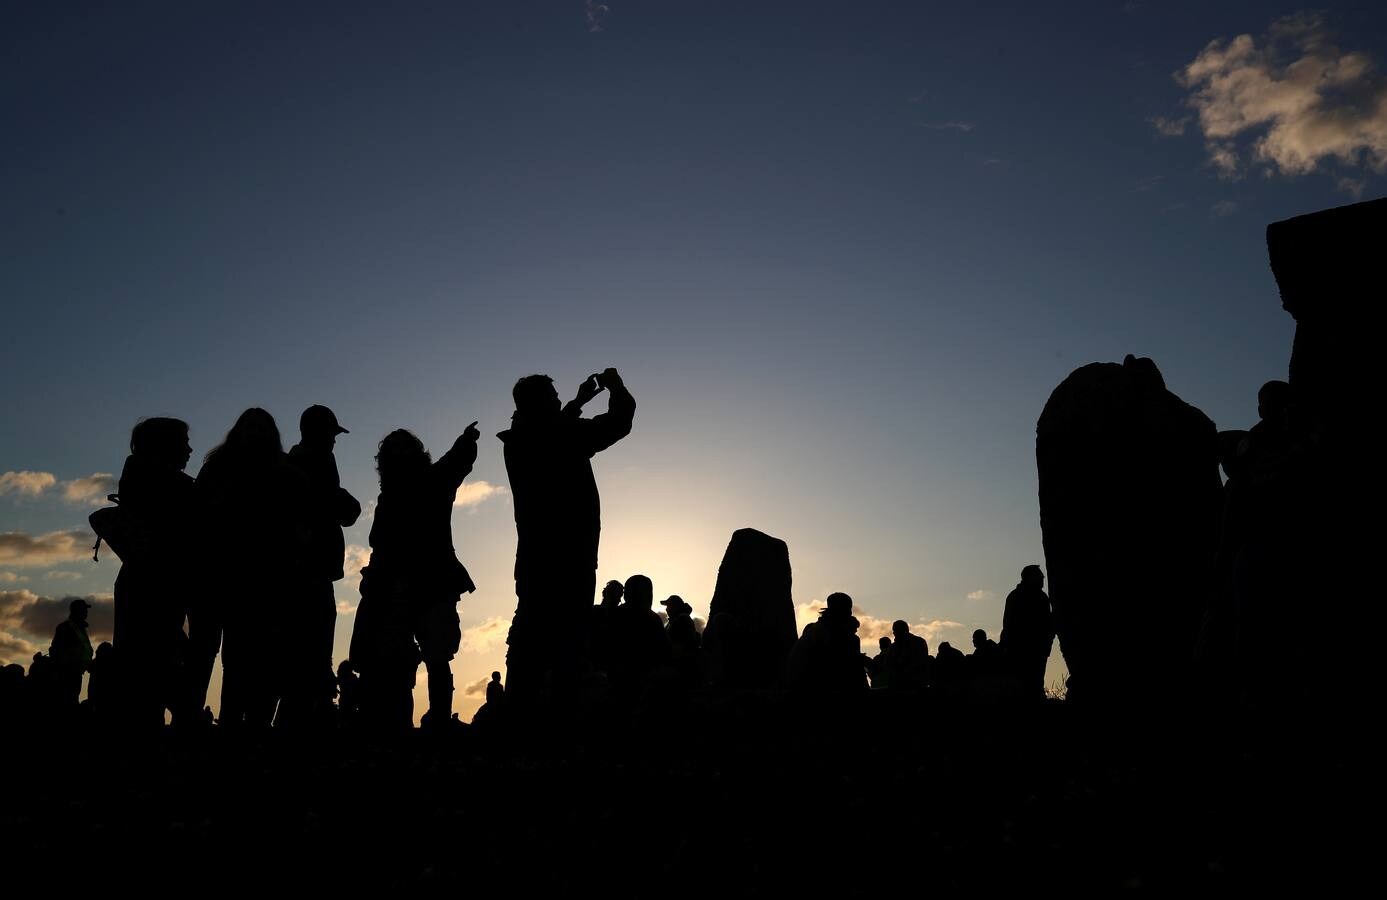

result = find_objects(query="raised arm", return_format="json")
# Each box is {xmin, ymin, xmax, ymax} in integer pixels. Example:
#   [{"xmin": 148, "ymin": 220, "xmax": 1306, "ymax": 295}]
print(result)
[
  {"xmin": 436, "ymin": 421, "xmax": 481, "ymax": 488},
  {"xmin": 580, "ymin": 368, "xmax": 635, "ymax": 456}
]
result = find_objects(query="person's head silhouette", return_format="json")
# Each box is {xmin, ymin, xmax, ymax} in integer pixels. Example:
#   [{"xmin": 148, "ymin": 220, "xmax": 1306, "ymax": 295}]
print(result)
[
  {"xmin": 972, "ymin": 628, "xmax": 988, "ymax": 649},
  {"xmin": 376, "ymin": 429, "xmax": 431, "ymax": 490},
  {"xmin": 1021, "ymin": 565, "xmax": 1044, "ymax": 590},
  {"xmin": 878, "ymin": 636, "xmax": 892, "ymax": 652},
  {"xmin": 601, "ymin": 580, "xmax": 624, "ymax": 607},
  {"xmin": 624, "ymin": 575, "xmax": 654, "ymax": 610},
  {"xmin": 300, "ymin": 404, "xmax": 349, "ymax": 448},
  {"xmin": 892, "ymin": 620, "xmax": 909, "ymax": 640},
  {"xmin": 209, "ymin": 408, "xmax": 282, "ymax": 466},
  {"xmin": 68, "ymin": 597, "xmax": 90, "ymax": 628},
  {"xmin": 513, "ymin": 375, "xmax": 560, "ymax": 416},
  {"xmin": 1258, "ymin": 380, "xmax": 1291, "ymax": 427},
  {"xmin": 130, "ymin": 416, "xmax": 192, "ymax": 471}
]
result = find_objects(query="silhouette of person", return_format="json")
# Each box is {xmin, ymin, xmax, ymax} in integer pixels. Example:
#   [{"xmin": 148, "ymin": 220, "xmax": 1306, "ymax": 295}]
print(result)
[
  {"xmin": 867, "ymin": 636, "xmax": 893, "ymax": 688},
  {"xmin": 933, "ymin": 642, "xmax": 966, "ymax": 686},
  {"xmin": 662, "ymin": 594, "xmax": 701, "ymax": 687},
  {"xmin": 351, "ymin": 423, "xmax": 479, "ymax": 731},
  {"xmin": 85, "ymin": 641, "xmax": 116, "ymax": 717},
  {"xmin": 1000, "ymin": 565, "xmax": 1054, "ymax": 699},
  {"xmin": 197, "ymin": 408, "xmax": 309, "ymax": 728},
  {"xmin": 886, "ymin": 620, "xmax": 930, "ymax": 690},
  {"xmin": 590, "ymin": 579, "xmax": 625, "ymax": 678},
  {"xmin": 968, "ymin": 628, "xmax": 1001, "ymax": 681},
  {"xmin": 486, "ymin": 671, "xmax": 505, "ymax": 706},
  {"xmin": 113, "ymin": 416, "xmax": 197, "ymax": 730},
  {"xmin": 609, "ymin": 574, "xmax": 671, "ymax": 696},
  {"xmin": 787, "ymin": 593, "xmax": 867, "ymax": 692},
  {"xmin": 336, "ymin": 660, "xmax": 361, "ymax": 725},
  {"xmin": 48, "ymin": 598, "xmax": 93, "ymax": 708},
  {"xmin": 499, "ymin": 368, "xmax": 635, "ymax": 703},
  {"xmin": 281, "ymin": 404, "xmax": 361, "ymax": 728}
]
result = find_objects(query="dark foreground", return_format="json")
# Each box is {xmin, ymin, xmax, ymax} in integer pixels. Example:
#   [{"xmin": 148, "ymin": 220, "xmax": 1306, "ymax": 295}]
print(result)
[{"xmin": 1, "ymin": 693, "xmax": 1364, "ymax": 894}]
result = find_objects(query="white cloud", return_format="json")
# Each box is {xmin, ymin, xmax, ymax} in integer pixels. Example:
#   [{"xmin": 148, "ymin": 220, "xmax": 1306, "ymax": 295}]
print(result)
[
  {"xmin": 1173, "ymin": 13, "xmax": 1387, "ymax": 178},
  {"xmin": 461, "ymin": 616, "xmax": 510, "ymax": 654},
  {"xmin": 1149, "ymin": 115, "xmax": 1190, "ymax": 137},
  {"xmin": 0, "ymin": 572, "xmax": 28, "ymax": 584},
  {"xmin": 44, "ymin": 571, "xmax": 84, "ymax": 581},
  {"xmin": 0, "ymin": 631, "xmax": 38, "ymax": 665},
  {"xmin": 0, "ymin": 529, "xmax": 97, "ymax": 568},
  {"xmin": 61, "ymin": 473, "xmax": 116, "ymax": 506},
  {"xmin": 454, "ymin": 480, "xmax": 507, "ymax": 509},
  {"xmin": 966, "ymin": 590, "xmax": 997, "ymax": 602},
  {"xmin": 793, "ymin": 600, "xmax": 967, "ymax": 650},
  {"xmin": 0, "ymin": 471, "xmax": 57, "ymax": 498},
  {"xmin": 585, "ymin": 1, "xmax": 609, "ymax": 33},
  {"xmin": 462, "ymin": 675, "xmax": 490, "ymax": 698},
  {"xmin": 0, "ymin": 589, "xmax": 115, "ymax": 662},
  {"xmin": 1338, "ymin": 175, "xmax": 1367, "ymax": 197},
  {"xmin": 1211, "ymin": 199, "xmax": 1239, "ymax": 217}
]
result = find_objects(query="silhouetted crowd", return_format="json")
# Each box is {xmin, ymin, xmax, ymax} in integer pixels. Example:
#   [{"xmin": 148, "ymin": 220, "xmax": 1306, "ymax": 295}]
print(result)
[{"xmin": 1, "ymin": 365, "xmax": 1063, "ymax": 735}]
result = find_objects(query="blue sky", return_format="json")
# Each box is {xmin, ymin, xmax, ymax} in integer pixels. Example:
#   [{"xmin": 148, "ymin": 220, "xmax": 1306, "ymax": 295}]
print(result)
[{"xmin": 4, "ymin": 1, "xmax": 1384, "ymax": 717}]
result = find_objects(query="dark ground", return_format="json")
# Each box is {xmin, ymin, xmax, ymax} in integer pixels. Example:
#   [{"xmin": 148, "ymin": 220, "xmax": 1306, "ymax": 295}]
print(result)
[{"xmin": 0, "ymin": 692, "xmax": 1365, "ymax": 894}]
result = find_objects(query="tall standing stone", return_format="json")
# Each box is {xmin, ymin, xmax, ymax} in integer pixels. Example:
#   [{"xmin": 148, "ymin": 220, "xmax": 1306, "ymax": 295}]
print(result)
[{"xmin": 1037, "ymin": 355, "xmax": 1223, "ymax": 703}]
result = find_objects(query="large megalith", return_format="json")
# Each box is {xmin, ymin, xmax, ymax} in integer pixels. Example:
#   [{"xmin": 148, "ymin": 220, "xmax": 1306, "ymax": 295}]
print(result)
[
  {"xmin": 704, "ymin": 528, "xmax": 798, "ymax": 690},
  {"xmin": 1037, "ymin": 355, "xmax": 1223, "ymax": 704}
]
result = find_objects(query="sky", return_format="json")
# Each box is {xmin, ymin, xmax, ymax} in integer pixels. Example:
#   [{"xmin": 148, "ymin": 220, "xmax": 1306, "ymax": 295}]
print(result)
[{"xmin": 3, "ymin": 1, "xmax": 1385, "ymax": 720}]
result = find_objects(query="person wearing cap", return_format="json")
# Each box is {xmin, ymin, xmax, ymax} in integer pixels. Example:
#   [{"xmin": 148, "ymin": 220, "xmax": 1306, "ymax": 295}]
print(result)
[
  {"xmin": 283, "ymin": 405, "xmax": 362, "ymax": 727},
  {"xmin": 49, "ymin": 598, "xmax": 95, "ymax": 707},
  {"xmin": 498, "ymin": 367, "xmax": 635, "ymax": 703},
  {"xmin": 786, "ymin": 592, "xmax": 867, "ymax": 692},
  {"xmin": 662, "ymin": 594, "xmax": 701, "ymax": 688}
]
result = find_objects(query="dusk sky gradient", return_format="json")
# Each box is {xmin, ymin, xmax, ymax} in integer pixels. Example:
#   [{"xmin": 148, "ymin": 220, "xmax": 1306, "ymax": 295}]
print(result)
[{"xmin": 4, "ymin": 1, "xmax": 1385, "ymax": 719}]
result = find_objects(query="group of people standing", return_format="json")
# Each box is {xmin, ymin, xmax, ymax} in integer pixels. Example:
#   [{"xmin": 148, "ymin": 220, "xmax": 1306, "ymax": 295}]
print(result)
[{"xmin": 89, "ymin": 368, "xmax": 635, "ymax": 731}]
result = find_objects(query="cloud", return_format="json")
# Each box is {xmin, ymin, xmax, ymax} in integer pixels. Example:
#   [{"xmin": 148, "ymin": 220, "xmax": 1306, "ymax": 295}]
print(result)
[
  {"xmin": 585, "ymin": 1, "xmax": 609, "ymax": 33},
  {"xmin": 454, "ymin": 480, "xmax": 507, "ymax": 509},
  {"xmin": 0, "ymin": 572, "xmax": 28, "ymax": 584},
  {"xmin": 966, "ymin": 590, "xmax": 997, "ymax": 602},
  {"xmin": 0, "ymin": 529, "xmax": 97, "ymax": 568},
  {"xmin": 0, "ymin": 589, "xmax": 115, "ymax": 662},
  {"xmin": 0, "ymin": 471, "xmax": 57, "ymax": 498},
  {"xmin": 461, "ymin": 616, "xmax": 510, "ymax": 654},
  {"xmin": 1338, "ymin": 175, "xmax": 1367, "ymax": 197},
  {"xmin": 793, "ymin": 601, "xmax": 967, "ymax": 649},
  {"xmin": 61, "ymin": 474, "xmax": 116, "ymax": 506},
  {"xmin": 1149, "ymin": 115, "xmax": 1190, "ymax": 137},
  {"xmin": 343, "ymin": 545, "xmax": 371, "ymax": 583},
  {"xmin": 924, "ymin": 121, "xmax": 975, "ymax": 132},
  {"xmin": 1172, "ymin": 13, "xmax": 1387, "ymax": 178},
  {"xmin": 44, "ymin": 571, "xmax": 84, "ymax": 581},
  {"xmin": 1211, "ymin": 199, "xmax": 1238, "ymax": 218},
  {"xmin": 0, "ymin": 631, "xmax": 38, "ymax": 665},
  {"xmin": 462, "ymin": 675, "xmax": 491, "ymax": 698}
]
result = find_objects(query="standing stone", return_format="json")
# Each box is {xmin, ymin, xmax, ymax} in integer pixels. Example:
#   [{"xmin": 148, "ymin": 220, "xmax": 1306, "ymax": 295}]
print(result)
[
  {"xmin": 1252, "ymin": 198, "xmax": 1385, "ymax": 701},
  {"xmin": 705, "ymin": 528, "xmax": 798, "ymax": 689},
  {"xmin": 1037, "ymin": 355, "xmax": 1223, "ymax": 704}
]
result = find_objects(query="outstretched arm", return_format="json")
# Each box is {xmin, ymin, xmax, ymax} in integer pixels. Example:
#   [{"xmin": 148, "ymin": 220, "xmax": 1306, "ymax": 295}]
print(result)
[{"xmin": 437, "ymin": 421, "xmax": 481, "ymax": 488}]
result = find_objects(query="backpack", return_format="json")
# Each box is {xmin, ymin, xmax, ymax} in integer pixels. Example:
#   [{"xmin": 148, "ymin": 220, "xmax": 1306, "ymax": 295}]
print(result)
[{"xmin": 88, "ymin": 494, "xmax": 150, "ymax": 563}]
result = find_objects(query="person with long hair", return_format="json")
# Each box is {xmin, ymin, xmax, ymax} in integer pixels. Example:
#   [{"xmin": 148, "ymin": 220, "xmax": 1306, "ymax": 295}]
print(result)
[
  {"xmin": 195, "ymin": 408, "xmax": 308, "ymax": 728},
  {"xmin": 351, "ymin": 421, "xmax": 479, "ymax": 731}
]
